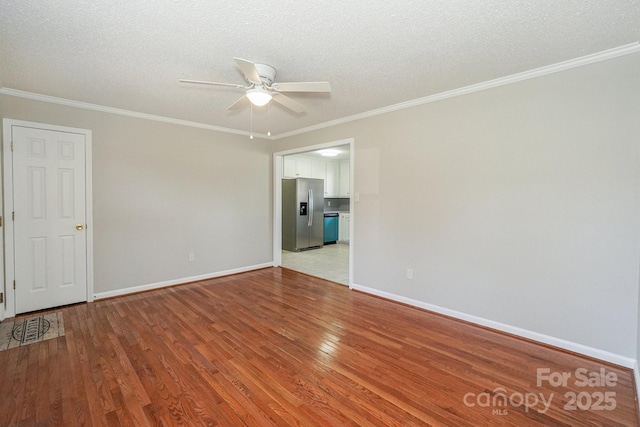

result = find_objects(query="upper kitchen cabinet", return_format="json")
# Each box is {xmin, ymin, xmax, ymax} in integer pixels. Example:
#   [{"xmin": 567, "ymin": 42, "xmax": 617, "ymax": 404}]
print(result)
[
  {"xmin": 311, "ymin": 159, "xmax": 326, "ymax": 181},
  {"xmin": 283, "ymin": 156, "xmax": 295, "ymax": 177},
  {"xmin": 283, "ymin": 156, "xmax": 311, "ymax": 178},
  {"xmin": 282, "ymin": 146, "xmax": 350, "ymax": 198},
  {"xmin": 339, "ymin": 160, "xmax": 350, "ymax": 197},
  {"xmin": 325, "ymin": 161, "xmax": 339, "ymax": 197}
]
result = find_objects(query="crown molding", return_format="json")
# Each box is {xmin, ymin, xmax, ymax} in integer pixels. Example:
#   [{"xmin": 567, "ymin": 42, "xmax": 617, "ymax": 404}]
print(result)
[
  {"xmin": 273, "ymin": 42, "xmax": 640, "ymax": 139},
  {"xmin": 2, "ymin": 42, "xmax": 638, "ymax": 140},
  {"xmin": 0, "ymin": 87, "xmax": 271, "ymax": 139}
]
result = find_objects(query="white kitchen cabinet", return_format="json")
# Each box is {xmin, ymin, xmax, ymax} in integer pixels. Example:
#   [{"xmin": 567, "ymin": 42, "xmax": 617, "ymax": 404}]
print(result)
[
  {"xmin": 339, "ymin": 160, "xmax": 350, "ymax": 197},
  {"xmin": 311, "ymin": 159, "xmax": 326, "ymax": 180},
  {"xmin": 325, "ymin": 161, "xmax": 339, "ymax": 196},
  {"xmin": 339, "ymin": 213, "xmax": 350, "ymax": 242},
  {"xmin": 296, "ymin": 157, "xmax": 311, "ymax": 177},
  {"xmin": 283, "ymin": 156, "xmax": 296, "ymax": 177},
  {"xmin": 284, "ymin": 156, "xmax": 350, "ymax": 198},
  {"xmin": 283, "ymin": 156, "xmax": 311, "ymax": 177}
]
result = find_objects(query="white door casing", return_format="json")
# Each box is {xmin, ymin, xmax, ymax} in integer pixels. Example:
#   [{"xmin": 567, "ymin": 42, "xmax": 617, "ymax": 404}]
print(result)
[
  {"xmin": 0, "ymin": 208, "xmax": 3, "ymax": 320},
  {"xmin": 3, "ymin": 119, "xmax": 94, "ymax": 316}
]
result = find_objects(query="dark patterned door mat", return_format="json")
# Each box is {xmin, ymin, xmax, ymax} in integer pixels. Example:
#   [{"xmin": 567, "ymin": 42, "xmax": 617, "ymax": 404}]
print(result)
[{"xmin": 0, "ymin": 312, "xmax": 65, "ymax": 351}]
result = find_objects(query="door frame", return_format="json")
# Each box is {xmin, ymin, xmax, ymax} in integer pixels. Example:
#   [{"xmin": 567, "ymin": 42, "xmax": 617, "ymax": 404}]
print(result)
[
  {"xmin": 2, "ymin": 119, "xmax": 94, "ymax": 318},
  {"xmin": 273, "ymin": 138, "xmax": 355, "ymax": 288}
]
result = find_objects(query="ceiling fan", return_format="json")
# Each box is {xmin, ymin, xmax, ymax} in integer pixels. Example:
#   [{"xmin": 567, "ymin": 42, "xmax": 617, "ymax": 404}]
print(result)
[{"xmin": 179, "ymin": 58, "xmax": 331, "ymax": 113}]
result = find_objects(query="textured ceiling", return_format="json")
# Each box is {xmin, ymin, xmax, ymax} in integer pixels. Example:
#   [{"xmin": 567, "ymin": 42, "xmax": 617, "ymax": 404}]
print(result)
[{"xmin": 1, "ymin": 1, "xmax": 639, "ymax": 137}]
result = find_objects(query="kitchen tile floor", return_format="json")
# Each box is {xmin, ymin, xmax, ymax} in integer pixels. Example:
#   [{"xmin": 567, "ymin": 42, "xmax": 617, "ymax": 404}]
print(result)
[{"xmin": 281, "ymin": 243, "xmax": 349, "ymax": 285}]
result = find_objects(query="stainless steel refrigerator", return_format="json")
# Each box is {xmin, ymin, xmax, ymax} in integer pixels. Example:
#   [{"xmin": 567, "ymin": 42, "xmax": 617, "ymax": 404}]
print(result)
[{"xmin": 282, "ymin": 178, "xmax": 324, "ymax": 251}]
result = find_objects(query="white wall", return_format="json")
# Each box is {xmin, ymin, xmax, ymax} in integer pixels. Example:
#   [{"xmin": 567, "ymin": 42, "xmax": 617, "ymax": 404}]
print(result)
[
  {"xmin": 272, "ymin": 52, "xmax": 640, "ymax": 359},
  {"xmin": 0, "ymin": 95, "xmax": 273, "ymax": 295},
  {"xmin": 2, "ymin": 52, "xmax": 638, "ymax": 362}
]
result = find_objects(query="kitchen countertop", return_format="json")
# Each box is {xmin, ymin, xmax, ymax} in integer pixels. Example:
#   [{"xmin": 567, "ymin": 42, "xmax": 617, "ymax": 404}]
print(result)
[{"xmin": 324, "ymin": 211, "xmax": 350, "ymax": 215}]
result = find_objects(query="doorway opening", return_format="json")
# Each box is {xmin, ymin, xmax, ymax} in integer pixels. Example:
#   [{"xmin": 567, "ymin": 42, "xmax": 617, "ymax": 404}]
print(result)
[{"xmin": 273, "ymin": 138, "xmax": 354, "ymax": 287}]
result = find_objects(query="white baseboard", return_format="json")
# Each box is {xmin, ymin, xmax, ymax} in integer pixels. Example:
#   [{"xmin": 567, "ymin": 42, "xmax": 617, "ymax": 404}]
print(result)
[
  {"xmin": 94, "ymin": 262, "xmax": 274, "ymax": 300},
  {"xmin": 351, "ymin": 282, "xmax": 637, "ymax": 369},
  {"xmin": 634, "ymin": 361, "xmax": 640, "ymax": 407}
]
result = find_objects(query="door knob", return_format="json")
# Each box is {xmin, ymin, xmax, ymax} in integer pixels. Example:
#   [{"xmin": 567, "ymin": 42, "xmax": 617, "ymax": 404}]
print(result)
[{"xmin": 76, "ymin": 224, "xmax": 84, "ymax": 230}]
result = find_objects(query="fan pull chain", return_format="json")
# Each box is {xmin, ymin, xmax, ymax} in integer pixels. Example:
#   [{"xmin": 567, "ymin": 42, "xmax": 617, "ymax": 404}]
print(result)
[
  {"xmin": 267, "ymin": 103, "xmax": 271, "ymax": 137},
  {"xmin": 250, "ymin": 104, "xmax": 254, "ymax": 139}
]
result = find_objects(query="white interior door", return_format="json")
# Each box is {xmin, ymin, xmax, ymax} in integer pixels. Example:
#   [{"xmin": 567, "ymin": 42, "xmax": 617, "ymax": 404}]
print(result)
[{"xmin": 12, "ymin": 125, "xmax": 88, "ymax": 314}]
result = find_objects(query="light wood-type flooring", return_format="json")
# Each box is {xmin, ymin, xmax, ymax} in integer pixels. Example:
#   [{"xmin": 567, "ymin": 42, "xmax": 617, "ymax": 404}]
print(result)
[{"xmin": 0, "ymin": 267, "xmax": 638, "ymax": 426}]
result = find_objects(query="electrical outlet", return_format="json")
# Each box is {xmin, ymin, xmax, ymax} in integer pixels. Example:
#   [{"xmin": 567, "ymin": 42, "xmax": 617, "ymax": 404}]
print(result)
[
  {"xmin": 189, "ymin": 252, "xmax": 195, "ymax": 262},
  {"xmin": 328, "ymin": 201, "xmax": 331, "ymax": 206},
  {"xmin": 406, "ymin": 268, "xmax": 413, "ymax": 280}
]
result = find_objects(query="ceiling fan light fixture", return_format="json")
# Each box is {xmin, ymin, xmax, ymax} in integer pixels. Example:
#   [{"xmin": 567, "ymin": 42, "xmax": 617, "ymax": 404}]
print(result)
[
  {"xmin": 181, "ymin": 57, "xmax": 330, "ymax": 114},
  {"xmin": 246, "ymin": 88, "xmax": 272, "ymax": 106}
]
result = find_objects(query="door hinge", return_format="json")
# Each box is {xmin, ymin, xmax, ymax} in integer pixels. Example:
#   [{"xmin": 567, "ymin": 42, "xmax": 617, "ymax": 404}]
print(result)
[
  {"xmin": 0, "ymin": 293, "xmax": 3, "ymax": 304},
  {"xmin": 12, "ymin": 211, "xmax": 15, "ymax": 221},
  {"xmin": 11, "ymin": 141, "xmax": 14, "ymax": 151},
  {"xmin": 0, "ymin": 216, "xmax": 2, "ymax": 227},
  {"xmin": 13, "ymin": 280, "xmax": 16, "ymax": 290}
]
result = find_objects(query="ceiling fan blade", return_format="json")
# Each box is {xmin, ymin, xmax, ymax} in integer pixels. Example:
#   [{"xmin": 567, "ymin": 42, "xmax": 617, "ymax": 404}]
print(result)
[
  {"xmin": 233, "ymin": 57, "xmax": 262, "ymax": 84},
  {"xmin": 179, "ymin": 79, "xmax": 246, "ymax": 89},
  {"xmin": 271, "ymin": 81, "xmax": 331, "ymax": 93},
  {"xmin": 227, "ymin": 96, "xmax": 247, "ymax": 110},
  {"xmin": 271, "ymin": 93, "xmax": 306, "ymax": 113}
]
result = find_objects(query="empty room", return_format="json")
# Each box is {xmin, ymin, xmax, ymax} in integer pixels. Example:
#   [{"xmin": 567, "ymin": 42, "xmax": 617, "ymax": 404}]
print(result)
[{"xmin": 1, "ymin": 1, "xmax": 640, "ymax": 426}]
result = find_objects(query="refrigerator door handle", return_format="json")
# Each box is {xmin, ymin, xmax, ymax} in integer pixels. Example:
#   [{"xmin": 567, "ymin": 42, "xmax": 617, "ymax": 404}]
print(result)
[{"xmin": 308, "ymin": 189, "xmax": 313, "ymax": 226}]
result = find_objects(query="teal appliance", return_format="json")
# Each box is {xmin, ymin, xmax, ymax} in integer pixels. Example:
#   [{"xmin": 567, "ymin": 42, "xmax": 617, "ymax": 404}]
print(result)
[{"xmin": 323, "ymin": 213, "xmax": 339, "ymax": 244}]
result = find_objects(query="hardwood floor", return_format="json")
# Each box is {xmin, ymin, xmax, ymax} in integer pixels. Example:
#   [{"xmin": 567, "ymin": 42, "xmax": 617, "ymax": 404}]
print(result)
[{"xmin": 1, "ymin": 267, "xmax": 638, "ymax": 426}]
